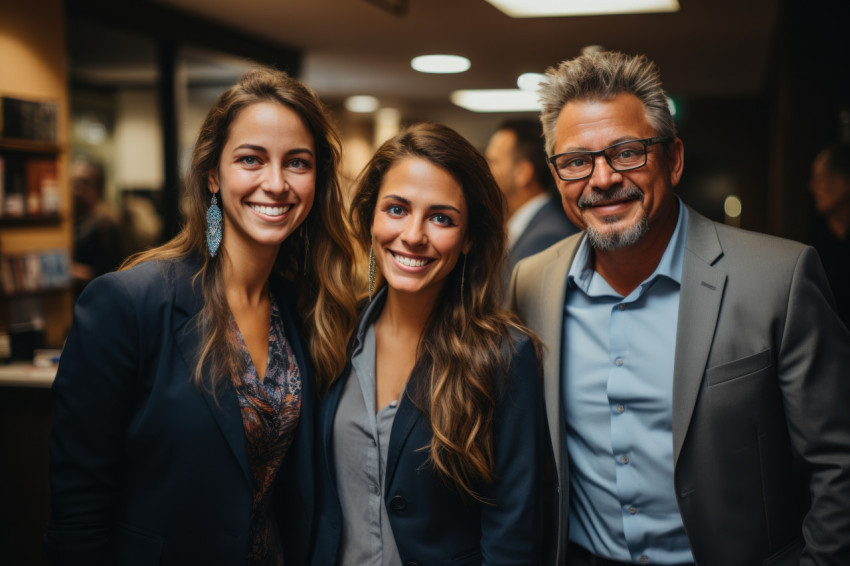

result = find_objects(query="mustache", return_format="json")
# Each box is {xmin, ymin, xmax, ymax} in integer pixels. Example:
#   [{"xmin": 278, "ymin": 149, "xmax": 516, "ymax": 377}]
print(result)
[{"xmin": 577, "ymin": 187, "xmax": 643, "ymax": 211}]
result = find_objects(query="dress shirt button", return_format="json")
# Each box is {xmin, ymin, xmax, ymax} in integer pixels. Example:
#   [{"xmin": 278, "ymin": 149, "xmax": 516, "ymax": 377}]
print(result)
[
  {"xmin": 389, "ymin": 495, "xmax": 408, "ymax": 512},
  {"xmin": 616, "ymin": 404, "xmax": 625, "ymax": 413},
  {"xmin": 628, "ymin": 506, "xmax": 637, "ymax": 515},
  {"xmin": 620, "ymin": 455, "xmax": 630, "ymax": 464},
  {"xmin": 615, "ymin": 358, "xmax": 623, "ymax": 366},
  {"xmin": 639, "ymin": 555, "xmax": 649, "ymax": 564},
  {"xmin": 618, "ymin": 303, "xmax": 626, "ymax": 310}
]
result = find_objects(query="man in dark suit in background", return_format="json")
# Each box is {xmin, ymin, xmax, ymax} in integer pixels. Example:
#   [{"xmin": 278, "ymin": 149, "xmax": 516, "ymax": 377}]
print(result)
[
  {"xmin": 510, "ymin": 50, "xmax": 850, "ymax": 565},
  {"xmin": 485, "ymin": 118, "xmax": 578, "ymax": 277}
]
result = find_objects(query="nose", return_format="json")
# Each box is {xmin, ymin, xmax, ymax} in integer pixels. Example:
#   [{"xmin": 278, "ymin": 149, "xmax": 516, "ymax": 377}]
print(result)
[
  {"xmin": 400, "ymin": 215, "xmax": 428, "ymax": 247},
  {"xmin": 262, "ymin": 165, "xmax": 290, "ymax": 195},
  {"xmin": 587, "ymin": 153, "xmax": 622, "ymax": 190}
]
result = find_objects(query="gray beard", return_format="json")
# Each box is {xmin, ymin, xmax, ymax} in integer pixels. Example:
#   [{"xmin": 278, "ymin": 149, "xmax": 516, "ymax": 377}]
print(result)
[
  {"xmin": 585, "ymin": 214, "xmax": 649, "ymax": 251},
  {"xmin": 578, "ymin": 186, "xmax": 648, "ymax": 251}
]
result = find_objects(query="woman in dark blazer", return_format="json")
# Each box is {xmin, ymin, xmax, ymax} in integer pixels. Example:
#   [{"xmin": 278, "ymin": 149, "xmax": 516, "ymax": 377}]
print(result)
[
  {"xmin": 312, "ymin": 123, "xmax": 552, "ymax": 566},
  {"xmin": 45, "ymin": 67, "xmax": 357, "ymax": 566}
]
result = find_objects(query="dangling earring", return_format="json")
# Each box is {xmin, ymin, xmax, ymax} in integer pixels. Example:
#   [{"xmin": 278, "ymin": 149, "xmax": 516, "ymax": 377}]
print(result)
[
  {"xmin": 460, "ymin": 253, "xmax": 467, "ymax": 310},
  {"xmin": 206, "ymin": 194, "xmax": 222, "ymax": 257},
  {"xmin": 368, "ymin": 245, "xmax": 376, "ymax": 301}
]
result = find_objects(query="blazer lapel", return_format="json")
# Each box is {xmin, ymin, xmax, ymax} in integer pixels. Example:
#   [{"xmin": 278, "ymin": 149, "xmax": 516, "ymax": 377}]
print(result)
[
  {"xmin": 540, "ymin": 238, "xmax": 579, "ymax": 476},
  {"xmin": 384, "ymin": 387, "xmax": 423, "ymax": 490},
  {"xmin": 672, "ymin": 209, "xmax": 726, "ymax": 464},
  {"xmin": 172, "ymin": 260, "xmax": 252, "ymax": 483}
]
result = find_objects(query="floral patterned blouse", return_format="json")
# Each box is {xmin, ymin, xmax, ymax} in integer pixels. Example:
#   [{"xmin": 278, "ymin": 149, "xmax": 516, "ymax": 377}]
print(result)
[{"xmin": 230, "ymin": 296, "xmax": 302, "ymax": 565}]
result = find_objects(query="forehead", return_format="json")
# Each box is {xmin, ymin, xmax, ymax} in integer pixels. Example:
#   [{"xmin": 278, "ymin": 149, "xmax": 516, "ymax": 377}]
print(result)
[
  {"xmin": 486, "ymin": 129, "xmax": 517, "ymax": 157},
  {"xmin": 553, "ymin": 92, "xmax": 656, "ymax": 153},
  {"xmin": 226, "ymin": 101, "xmax": 313, "ymax": 144},
  {"xmin": 379, "ymin": 157, "xmax": 466, "ymax": 207}
]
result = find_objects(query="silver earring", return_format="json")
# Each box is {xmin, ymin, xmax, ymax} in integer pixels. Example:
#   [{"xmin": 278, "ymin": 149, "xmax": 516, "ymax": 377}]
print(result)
[
  {"xmin": 460, "ymin": 253, "xmax": 467, "ymax": 310},
  {"xmin": 206, "ymin": 194, "xmax": 222, "ymax": 257},
  {"xmin": 368, "ymin": 245, "xmax": 376, "ymax": 301}
]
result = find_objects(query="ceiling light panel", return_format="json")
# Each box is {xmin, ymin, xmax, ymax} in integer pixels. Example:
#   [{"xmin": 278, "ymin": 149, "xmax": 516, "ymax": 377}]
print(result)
[
  {"xmin": 411, "ymin": 55, "xmax": 471, "ymax": 74},
  {"xmin": 450, "ymin": 89, "xmax": 542, "ymax": 113},
  {"xmin": 485, "ymin": 0, "xmax": 679, "ymax": 17}
]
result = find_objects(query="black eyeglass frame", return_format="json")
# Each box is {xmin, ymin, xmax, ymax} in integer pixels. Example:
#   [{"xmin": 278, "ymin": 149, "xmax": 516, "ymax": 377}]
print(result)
[{"xmin": 547, "ymin": 136, "xmax": 674, "ymax": 181}]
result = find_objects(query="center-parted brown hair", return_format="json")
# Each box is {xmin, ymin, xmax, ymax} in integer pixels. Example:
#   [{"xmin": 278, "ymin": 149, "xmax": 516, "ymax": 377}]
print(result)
[
  {"xmin": 348, "ymin": 122, "xmax": 543, "ymax": 500},
  {"xmin": 123, "ymin": 66, "xmax": 357, "ymax": 394}
]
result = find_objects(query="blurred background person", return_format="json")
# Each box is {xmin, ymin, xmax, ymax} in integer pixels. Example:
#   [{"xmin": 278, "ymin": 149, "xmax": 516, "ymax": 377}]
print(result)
[
  {"xmin": 70, "ymin": 157, "xmax": 129, "ymax": 292},
  {"xmin": 808, "ymin": 140, "xmax": 850, "ymax": 326},
  {"xmin": 485, "ymin": 118, "xmax": 578, "ymax": 277}
]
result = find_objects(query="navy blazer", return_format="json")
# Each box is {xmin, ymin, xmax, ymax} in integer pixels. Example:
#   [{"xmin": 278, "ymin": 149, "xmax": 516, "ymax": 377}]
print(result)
[
  {"xmin": 312, "ymin": 294, "xmax": 552, "ymax": 566},
  {"xmin": 45, "ymin": 257, "xmax": 316, "ymax": 566}
]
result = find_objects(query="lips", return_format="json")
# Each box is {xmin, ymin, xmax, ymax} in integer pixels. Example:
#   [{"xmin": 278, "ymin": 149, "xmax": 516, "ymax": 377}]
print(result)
[
  {"xmin": 391, "ymin": 251, "xmax": 433, "ymax": 268},
  {"xmin": 250, "ymin": 203, "xmax": 292, "ymax": 216},
  {"xmin": 578, "ymin": 186, "xmax": 643, "ymax": 211}
]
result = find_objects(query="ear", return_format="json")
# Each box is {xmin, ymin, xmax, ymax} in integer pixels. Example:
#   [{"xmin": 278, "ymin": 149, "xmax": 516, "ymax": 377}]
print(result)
[
  {"xmin": 208, "ymin": 170, "xmax": 220, "ymax": 194},
  {"xmin": 462, "ymin": 237, "xmax": 472, "ymax": 256},
  {"xmin": 667, "ymin": 137, "xmax": 685, "ymax": 187},
  {"xmin": 514, "ymin": 159, "xmax": 535, "ymax": 188}
]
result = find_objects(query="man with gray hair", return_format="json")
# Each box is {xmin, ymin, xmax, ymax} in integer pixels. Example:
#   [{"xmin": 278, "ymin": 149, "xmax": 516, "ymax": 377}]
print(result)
[{"xmin": 509, "ymin": 51, "xmax": 850, "ymax": 565}]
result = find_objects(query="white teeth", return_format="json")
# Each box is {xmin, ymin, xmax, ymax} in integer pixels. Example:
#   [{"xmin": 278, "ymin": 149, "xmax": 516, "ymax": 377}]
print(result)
[
  {"xmin": 252, "ymin": 204, "xmax": 291, "ymax": 216},
  {"xmin": 393, "ymin": 253, "xmax": 430, "ymax": 267}
]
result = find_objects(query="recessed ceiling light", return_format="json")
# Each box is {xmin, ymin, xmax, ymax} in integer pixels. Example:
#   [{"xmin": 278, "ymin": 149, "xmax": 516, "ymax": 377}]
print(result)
[
  {"xmin": 517, "ymin": 72, "xmax": 546, "ymax": 92},
  {"xmin": 485, "ymin": 0, "xmax": 679, "ymax": 17},
  {"xmin": 345, "ymin": 95, "xmax": 380, "ymax": 113},
  {"xmin": 450, "ymin": 89, "xmax": 541, "ymax": 113},
  {"xmin": 411, "ymin": 55, "xmax": 471, "ymax": 74}
]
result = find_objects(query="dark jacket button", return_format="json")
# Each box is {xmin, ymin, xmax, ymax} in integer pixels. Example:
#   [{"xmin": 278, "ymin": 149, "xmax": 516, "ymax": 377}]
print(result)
[{"xmin": 389, "ymin": 495, "xmax": 407, "ymax": 511}]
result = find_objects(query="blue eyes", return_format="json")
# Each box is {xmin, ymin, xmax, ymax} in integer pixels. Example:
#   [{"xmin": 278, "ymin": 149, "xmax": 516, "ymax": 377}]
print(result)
[{"xmin": 384, "ymin": 205, "xmax": 456, "ymax": 227}]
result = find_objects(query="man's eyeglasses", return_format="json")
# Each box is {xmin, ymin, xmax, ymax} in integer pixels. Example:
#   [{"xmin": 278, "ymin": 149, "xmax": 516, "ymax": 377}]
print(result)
[{"xmin": 547, "ymin": 136, "xmax": 672, "ymax": 181}]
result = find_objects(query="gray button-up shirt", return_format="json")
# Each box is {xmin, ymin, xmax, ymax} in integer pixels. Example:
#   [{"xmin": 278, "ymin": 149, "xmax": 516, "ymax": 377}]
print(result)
[{"xmin": 333, "ymin": 320, "xmax": 402, "ymax": 566}]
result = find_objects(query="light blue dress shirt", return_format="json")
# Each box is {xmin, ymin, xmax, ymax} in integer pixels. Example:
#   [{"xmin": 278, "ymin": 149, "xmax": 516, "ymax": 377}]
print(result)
[{"xmin": 563, "ymin": 201, "xmax": 694, "ymax": 565}]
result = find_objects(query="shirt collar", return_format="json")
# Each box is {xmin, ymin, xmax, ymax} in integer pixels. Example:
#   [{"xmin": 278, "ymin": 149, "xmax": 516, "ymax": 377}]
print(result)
[{"xmin": 568, "ymin": 197, "xmax": 689, "ymax": 296}]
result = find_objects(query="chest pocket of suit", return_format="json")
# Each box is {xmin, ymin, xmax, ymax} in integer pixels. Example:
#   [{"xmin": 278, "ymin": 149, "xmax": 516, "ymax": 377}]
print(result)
[{"xmin": 706, "ymin": 348, "xmax": 772, "ymax": 386}]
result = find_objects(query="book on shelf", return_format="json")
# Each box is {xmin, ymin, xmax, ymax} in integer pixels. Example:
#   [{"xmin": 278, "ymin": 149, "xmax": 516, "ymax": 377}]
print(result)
[
  {"xmin": 0, "ymin": 96, "xmax": 58, "ymax": 142},
  {"xmin": 0, "ymin": 250, "xmax": 70, "ymax": 294}
]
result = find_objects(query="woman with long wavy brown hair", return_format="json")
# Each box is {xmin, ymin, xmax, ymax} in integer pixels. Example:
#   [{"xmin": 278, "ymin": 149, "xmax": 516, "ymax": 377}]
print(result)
[
  {"xmin": 46, "ymin": 66, "xmax": 357, "ymax": 566},
  {"xmin": 312, "ymin": 122, "xmax": 552, "ymax": 566}
]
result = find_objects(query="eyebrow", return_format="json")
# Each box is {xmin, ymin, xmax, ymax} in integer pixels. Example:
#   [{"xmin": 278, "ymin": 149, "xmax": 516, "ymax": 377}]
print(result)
[
  {"xmin": 233, "ymin": 144, "xmax": 314, "ymax": 157},
  {"xmin": 559, "ymin": 136, "xmax": 642, "ymax": 153},
  {"xmin": 381, "ymin": 194, "xmax": 463, "ymax": 214}
]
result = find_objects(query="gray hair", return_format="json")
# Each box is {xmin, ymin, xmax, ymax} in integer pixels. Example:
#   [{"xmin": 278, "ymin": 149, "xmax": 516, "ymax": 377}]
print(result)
[{"xmin": 539, "ymin": 51, "xmax": 676, "ymax": 155}]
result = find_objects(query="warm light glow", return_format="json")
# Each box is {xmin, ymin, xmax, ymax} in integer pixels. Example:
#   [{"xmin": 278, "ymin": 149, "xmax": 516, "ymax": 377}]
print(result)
[
  {"xmin": 485, "ymin": 0, "xmax": 679, "ymax": 17},
  {"xmin": 724, "ymin": 195, "xmax": 743, "ymax": 218},
  {"xmin": 411, "ymin": 55, "xmax": 471, "ymax": 74},
  {"xmin": 517, "ymin": 72, "xmax": 546, "ymax": 92},
  {"xmin": 451, "ymin": 89, "xmax": 541, "ymax": 113},
  {"xmin": 345, "ymin": 95, "xmax": 380, "ymax": 113}
]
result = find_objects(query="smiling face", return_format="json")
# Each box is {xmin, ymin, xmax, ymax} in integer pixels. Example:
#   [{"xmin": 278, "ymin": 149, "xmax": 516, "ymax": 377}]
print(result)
[
  {"xmin": 552, "ymin": 92, "xmax": 683, "ymax": 251},
  {"xmin": 371, "ymin": 157, "xmax": 470, "ymax": 302},
  {"xmin": 208, "ymin": 101, "xmax": 316, "ymax": 259}
]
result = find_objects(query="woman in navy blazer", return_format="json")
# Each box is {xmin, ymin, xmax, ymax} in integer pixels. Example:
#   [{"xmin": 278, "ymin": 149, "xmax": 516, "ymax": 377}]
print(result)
[
  {"xmin": 312, "ymin": 123, "xmax": 552, "ymax": 566},
  {"xmin": 45, "ymin": 67, "xmax": 356, "ymax": 566}
]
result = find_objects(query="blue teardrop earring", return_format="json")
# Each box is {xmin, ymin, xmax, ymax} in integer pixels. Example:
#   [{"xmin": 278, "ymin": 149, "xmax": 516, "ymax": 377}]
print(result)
[{"xmin": 206, "ymin": 194, "xmax": 222, "ymax": 257}]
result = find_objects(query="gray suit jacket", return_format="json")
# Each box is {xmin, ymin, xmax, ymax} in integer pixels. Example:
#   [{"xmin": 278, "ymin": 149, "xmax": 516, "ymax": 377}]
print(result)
[{"xmin": 509, "ymin": 205, "xmax": 850, "ymax": 566}]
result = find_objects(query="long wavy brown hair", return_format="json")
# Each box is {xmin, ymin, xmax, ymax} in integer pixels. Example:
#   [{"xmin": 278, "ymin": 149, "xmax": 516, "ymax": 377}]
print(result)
[
  {"xmin": 348, "ymin": 122, "xmax": 543, "ymax": 500},
  {"xmin": 123, "ymin": 66, "xmax": 357, "ymax": 394}
]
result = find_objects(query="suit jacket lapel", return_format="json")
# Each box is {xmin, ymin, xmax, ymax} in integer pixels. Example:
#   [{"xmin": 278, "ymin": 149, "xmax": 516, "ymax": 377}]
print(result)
[
  {"xmin": 384, "ymin": 389, "xmax": 422, "ymax": 489},
  {"xmin": 672, "ymin": 208, "xmax": 726, "ymax": 464},
  {"xmin": 172, "ymin": 259, "xmax": 252, "ymax": 483},
  {"xmin": 540, "ymin": 238, "xmax": 579, "ymax": 478}
]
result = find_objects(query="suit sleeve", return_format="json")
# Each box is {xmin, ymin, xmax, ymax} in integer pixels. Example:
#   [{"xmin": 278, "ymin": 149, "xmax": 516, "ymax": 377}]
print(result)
[
  {"xmin": 44, "ymin": 273, "xmax": 140, "ymax": 565},
  {"xmin": 479, "ymin": 335, "xmax": 551, "ymax": 565},
  {"xmin": 777, "ymin": 246, "xmax": 850, "ymax": 565}
]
